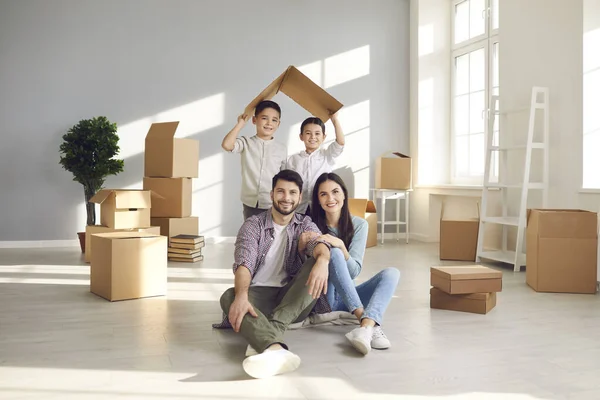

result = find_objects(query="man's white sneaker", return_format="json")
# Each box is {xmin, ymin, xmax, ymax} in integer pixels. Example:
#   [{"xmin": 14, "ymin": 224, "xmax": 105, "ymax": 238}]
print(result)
[
  {"xmin": 371, "ymin": 326, "xmax": 391, "ymax": 350},
  {"xmin": 242, "ymin": 348, "xmax": 301, "ymax": 379},
  {"xmin": 345, "ymin": 326, "xmax": 373, "ymax": 355},
  {"xmin": 245, "ymin": 344, "xmax": 259, "ymax": 357}
]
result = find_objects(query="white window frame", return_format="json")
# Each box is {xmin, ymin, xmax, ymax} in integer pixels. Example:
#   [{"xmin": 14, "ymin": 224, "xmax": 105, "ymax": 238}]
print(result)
[{"xmin": 450, "ymin": 0, "xmax": 499, "ymax": 185}]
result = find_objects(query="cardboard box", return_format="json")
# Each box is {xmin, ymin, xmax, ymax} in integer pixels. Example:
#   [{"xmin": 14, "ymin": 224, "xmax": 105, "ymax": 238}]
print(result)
[
  {"xmin": 347, "ymin": 198, "xmax": 378, "ymax": 248},
  {"xmin": 89, "ymin": 189, "xmax": 152, "ymax": 229},
  {"xmin": 430, "ymin": 265, "xmax": 502, "ymax": 294},
  {"xmin": 375, "ymin": 152, "xmax": 412, "ymax": 190},
  {"xmin": 244, "ymin": 66, "xmax": 343, "ymax": 123},
  {"xmin": 526, "ymin": 209, "xmax": 598, "ymax": 294},
  {"xmin": 143, "ymin": 177, "xmax": 192, "ymax": 218},
  {"xmin": 439, "ymin": 202, "xmax": 480, "ymax": 261},
  {"xmin": 151, "ymin": 217, "xmax": 199, "ymax": 237},
  {"xmin": 144, "ymin": 121, "xmax": 199, "ymax": 178},
  {"xmin": 430, "ymin": 287, "xmax": 496, "ymax": 314},
  {"xmin": 85, "ymin": 225, "xmax": 160, "ymax": 263},
  {"xmin": 90, "ymin": 232, "xmax": 168, "ymax": 301}
]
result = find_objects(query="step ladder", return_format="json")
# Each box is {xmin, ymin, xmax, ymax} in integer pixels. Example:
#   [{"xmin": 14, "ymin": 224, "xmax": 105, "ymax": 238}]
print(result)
[{"xmin": 476, "ymin": 87, "xmax": 549, "ymax": 272}]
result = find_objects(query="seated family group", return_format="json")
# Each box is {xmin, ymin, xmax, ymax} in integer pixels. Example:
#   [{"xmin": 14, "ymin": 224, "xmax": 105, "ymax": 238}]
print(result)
[{"xmin": 213, "ymin": 100, "xmax": 401, "ymax": 379}]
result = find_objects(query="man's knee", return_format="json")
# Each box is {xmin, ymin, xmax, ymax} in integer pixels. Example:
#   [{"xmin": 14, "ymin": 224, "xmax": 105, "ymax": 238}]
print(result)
[{"xmin": 220, "ymin": 287, "xmax": 236, "ymax": 314}]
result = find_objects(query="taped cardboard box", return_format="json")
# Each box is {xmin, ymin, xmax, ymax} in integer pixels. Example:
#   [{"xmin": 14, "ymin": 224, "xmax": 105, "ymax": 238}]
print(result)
[
  {"xmin": 439, "ymin": 201, "xmax": 480, "ymax": 262},
  {"xmin": 430, "ymin": 287, "xmax": 496, "ymax": 314},
  {"xmin": 375, "ymin": 152, "xmax": 412, "ymax": 190},
  {"xmin": 144, "ymin": 121, "xmax": 199, "ymax": 178},
  {"xmin": 347, "ymin": 198, "xmax": 377, "ymax": 248},
  {"xmin": 151, "ymin": 216, "xmax": 199, "ymax": 237},
  {"xmin": 143, "ymin": 177, "xmax": 192, "ymax": 218},
  {"xmin": 85, "ymin": 225, "xmax": 160, "ymax": 263},
  {"xmin": 431, "ymin": 265, "xmax": 502, "ymax": 295},
  {"xmin": 245, "ymin": 65, "xmax": 343, "ymax": 123},
  {"xmin": 90, "ymin": 231, "xmax": 168, "ymax": 302},
  {"xmin": 526, "ymin": 209, "xmax": 598, "ymax": 294},
  {"xmin": 90, "ymin": 189, "xmax": 154, "ymax": 229}
]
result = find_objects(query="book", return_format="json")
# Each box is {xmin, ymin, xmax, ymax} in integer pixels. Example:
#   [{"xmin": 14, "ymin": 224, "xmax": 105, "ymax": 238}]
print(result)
[
  {"xmin": 168, "ymin": 251, "xmax": 201, "ymax": 259},
  {"xmin": 169, "ymin": 241, "xmax": 205, "ymax": 250},
  {"xmin": 169, "ymin": 234, "xmax": 204, "ymax": 245},
  {"xmin": 167, "ymin": 246, "xmax": 202, "ymax": 255},
  {"xmin": 169, "ymin": 254, "xmax": 204, "ymax": 263}
]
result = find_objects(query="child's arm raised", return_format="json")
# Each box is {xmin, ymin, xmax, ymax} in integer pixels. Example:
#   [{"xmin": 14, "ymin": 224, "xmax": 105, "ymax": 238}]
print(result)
[
  {"xmin": 221, "ymin": 114, "xmax": 249, "ymax": 152},
  {"xmin": 330, "ymin": 112, "xmax": 345, "ymax": 146}
]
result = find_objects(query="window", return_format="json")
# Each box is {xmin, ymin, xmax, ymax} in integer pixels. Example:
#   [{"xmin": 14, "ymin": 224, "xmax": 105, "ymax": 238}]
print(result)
[
  {"xmin": 451, "ymin": 0, "xmax": 499, "ymax": 184},
  {"xmin": 583, "ymin": 24, "xmax": 600, "ymax": 188}
]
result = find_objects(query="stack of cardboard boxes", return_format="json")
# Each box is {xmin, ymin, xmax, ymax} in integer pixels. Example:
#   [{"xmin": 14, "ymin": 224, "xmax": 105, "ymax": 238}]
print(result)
[
  {"xmin": 142, "ymin": 121, "xmax": 201, "ymax": 254},
  {"xmin": 429, "ymin": 265, "xmax": 503, "ymax": 314}
]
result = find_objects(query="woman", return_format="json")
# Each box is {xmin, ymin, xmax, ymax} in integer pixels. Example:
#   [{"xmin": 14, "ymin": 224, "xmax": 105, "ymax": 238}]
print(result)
[{"xmin": 310, "ymin": 172, "xmax": 400, "ymax": 355}]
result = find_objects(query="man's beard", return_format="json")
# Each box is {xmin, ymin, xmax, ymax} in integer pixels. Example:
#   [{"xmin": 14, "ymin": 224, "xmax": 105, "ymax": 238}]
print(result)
[{"xmin": 272, "ymin": 200, "xmax": 298, "ymax": 216}]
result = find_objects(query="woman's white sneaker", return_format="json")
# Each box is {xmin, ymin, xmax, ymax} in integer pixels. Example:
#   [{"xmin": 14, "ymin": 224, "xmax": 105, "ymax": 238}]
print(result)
[{"xmin": 371, "ymin": 326, "xmax": 391, "ymax": 350}]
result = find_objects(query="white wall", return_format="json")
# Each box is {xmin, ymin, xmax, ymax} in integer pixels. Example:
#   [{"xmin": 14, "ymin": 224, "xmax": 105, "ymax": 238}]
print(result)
[{"xmin": 0, "ymin": 0, "xmax": 410, "ymax": 241}]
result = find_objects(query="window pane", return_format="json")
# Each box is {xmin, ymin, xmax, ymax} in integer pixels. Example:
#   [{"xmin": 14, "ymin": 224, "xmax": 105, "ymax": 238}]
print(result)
[
  {"xmin": 456, "ymin": 135, "xmax": 469, "ymax": 176},
  {"xmin": 470, "ymin": 47, "xmax": 485, "ymax": 92},
  {"xmin": 469, "ymin": 91, "xmax": 485, "ymax": 133},
  {"xmin": 455, "ymin": 94, "xmax": 469, "ymax": 135},
  {"xmin": 470, "ymin": 0, "xmax": 486, "ymax": 39},
  {"xmin": 469, "ymin": 133, "xmax": 485, "ymax": 176},
  {"xmin": 492, "ymin": 0, "xmax": 499, "ymax": 30},
  {"xmin": 454, "ymin": 1, "xmax": 469, "ymax": 44},
  {"xmin": 456, "ymin": 53, "xmax": 469, "ymax": 95},
  {"xmin": 492, "ymin": 42, "xmax": 499, "ymax": 90}
]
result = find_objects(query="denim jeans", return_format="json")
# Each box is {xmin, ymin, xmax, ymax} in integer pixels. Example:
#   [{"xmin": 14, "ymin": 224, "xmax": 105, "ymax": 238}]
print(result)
[{"xmin": 326, "ymin": 248, "xmax": 400, "ymax": 326}]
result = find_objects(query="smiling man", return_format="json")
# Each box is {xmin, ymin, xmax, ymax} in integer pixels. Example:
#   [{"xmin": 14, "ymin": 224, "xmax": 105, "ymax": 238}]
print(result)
[{"xmin": 214, "ymin": 169, "xmax": 332, "ymax": 379}]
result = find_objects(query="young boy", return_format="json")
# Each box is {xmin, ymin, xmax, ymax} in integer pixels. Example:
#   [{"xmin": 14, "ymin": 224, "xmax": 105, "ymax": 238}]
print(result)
[
  {"xmin": 222, "ymin": 100, "xmax": 288, "ymax": 220},
  {"xmin": 287, "ymin": 112, "xmax": 345, "ymax": 215}
]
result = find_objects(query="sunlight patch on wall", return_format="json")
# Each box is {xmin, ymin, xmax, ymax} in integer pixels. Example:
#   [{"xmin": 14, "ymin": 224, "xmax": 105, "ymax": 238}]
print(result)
[
  {"xmin": 419, "ymin": 23, "xmax": 434, "ymax": 57},
  {"xmin": 297, "ymin": 60, "xmax": 323, "ymax": 87},
  {"xmin": 193, "ymin": 152, "xmax": 224, "ymax": 237},
  {"xmin": 324, "ymin": 45, "xmax": 370, "ymax": 89}
]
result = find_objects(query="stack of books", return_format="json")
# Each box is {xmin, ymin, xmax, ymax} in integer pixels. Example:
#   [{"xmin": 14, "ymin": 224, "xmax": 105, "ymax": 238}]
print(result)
[{"xmin": 168, "ymin": 234, "xmax": 205, "ymax": 263}]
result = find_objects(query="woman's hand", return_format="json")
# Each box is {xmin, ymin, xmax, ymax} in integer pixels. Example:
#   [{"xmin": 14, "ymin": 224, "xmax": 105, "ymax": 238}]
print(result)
[{"xmin": 319, "ymin": 234, "xmax": 345, "ymax": 250}]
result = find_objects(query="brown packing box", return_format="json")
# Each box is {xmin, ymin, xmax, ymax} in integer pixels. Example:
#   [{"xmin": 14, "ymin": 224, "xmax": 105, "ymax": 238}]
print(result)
[
  {"xmin": 84, "ymin": 225, "xmax": 160, "ymax": 263},
  {"xmin": 143, "ymin": 177, "xmax": 192, "ymax": 218},
  {"xmin": 375, "ymin": 152, "xmax": 412, "ymax": 190},
  {"xmin": 90, "ymin": 232, "xmax": 168, "ymax": 302},
  {"xmin": 151, "ymin": 217, "xmax": 199, "ymax": 237},
  {"xmin": 431, "ymin": 265, "xmax": 502, "ymax": 294},
  {"xmin": 439, "ymin": 202, "xmax": 480, "ymax": 262},
  {"xmin": 347, "ymin": 198, "xmax": 378, "ymax": 248},
  {"xmin": 526, "ymin": 209, "xmax": 598, "ymax": 294},
  {"xmin": 89, "ymin": 189, "xmax": 153, "ymax": 229},
  {"xmin": 244, "ymin": 65, "xmax": 343, "ymax": 123},
  {"xmin": 430, "ymin": 287, "xmax": 497, "ymax": 314},
  {"xmin": 144, "ymin": 121, "xmax": 199, "ymax": 178}
]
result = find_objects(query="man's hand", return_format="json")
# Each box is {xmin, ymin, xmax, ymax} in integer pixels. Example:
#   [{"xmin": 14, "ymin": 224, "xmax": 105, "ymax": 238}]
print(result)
[
  {"xmin": 228, "ymin": 295, "xmax": 257, "ymax": 333},
  {"xmin": 318, "ymin": 234, "xmax": 345, "ymax": 250},
  {"xmin": 306, "ymin": 256, "xmax": 329, "ymax": 299},
  {"xmin": 299, "ymin": 231, "xmax": 319, "ymax": 253}
]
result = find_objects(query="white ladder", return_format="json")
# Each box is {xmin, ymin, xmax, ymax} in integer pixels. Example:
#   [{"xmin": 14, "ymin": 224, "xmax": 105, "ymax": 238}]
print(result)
[{"xmin": 476, "ymin": 87, "xmax": 549, "ymax": 272}]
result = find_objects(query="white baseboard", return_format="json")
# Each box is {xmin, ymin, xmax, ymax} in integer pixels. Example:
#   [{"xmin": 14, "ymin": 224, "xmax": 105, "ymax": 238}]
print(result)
[
  {"xmin": 0, "ymin": 240, "xmax": 80, "ymax": 249},
  {"xmin": 377, "ymin": 232, "xmax": 433, "ymax": 242}
]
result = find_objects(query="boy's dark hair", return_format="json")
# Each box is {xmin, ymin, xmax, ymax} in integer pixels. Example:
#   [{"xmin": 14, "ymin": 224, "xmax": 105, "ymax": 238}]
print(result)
[
  {"xmin": 272, "ymin": 169, "xmax": 303, "ymax": 193},
  {"xmin": 300, "ymin": 117, "xmax": 326, "ymax": 135},
  {"xmin": 255, "ymin": 100, "xmax": 281, "ymax": 118}
]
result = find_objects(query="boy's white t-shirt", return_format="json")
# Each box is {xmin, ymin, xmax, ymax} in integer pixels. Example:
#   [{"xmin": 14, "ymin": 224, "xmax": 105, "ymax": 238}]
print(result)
[
  {"xmin": 251, "ymin": 222, "xmax": 288, "ymax": 287},
  {"xmin": 287, "ymin": 141, "xmax": 344, "ymax": 214}
]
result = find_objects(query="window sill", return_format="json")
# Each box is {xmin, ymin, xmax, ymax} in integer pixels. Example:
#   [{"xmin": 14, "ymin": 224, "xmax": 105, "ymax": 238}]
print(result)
[
  {"xmin": 580, "ymin": 188, "xmax": 600, "ymax": 194},
  {"xmin": 415, "ymin": 184, "xmax": 483, "ymax": 190}
]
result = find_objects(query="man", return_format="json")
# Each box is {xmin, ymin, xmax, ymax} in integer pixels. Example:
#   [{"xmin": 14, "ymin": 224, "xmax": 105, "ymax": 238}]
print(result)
[{"xmin": 214, "ymin": 169, "xmax": 332, "ymax": 379}]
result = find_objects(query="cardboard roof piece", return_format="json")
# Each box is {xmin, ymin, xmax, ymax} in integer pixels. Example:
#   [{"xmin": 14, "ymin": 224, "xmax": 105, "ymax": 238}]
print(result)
[
  {"xmin": 244, "ymin": 66, "xmax": 343, "ymax": 123},
  {"xmin": 144, "ymin": 121, "xmax": 199, "ymax": 178}
]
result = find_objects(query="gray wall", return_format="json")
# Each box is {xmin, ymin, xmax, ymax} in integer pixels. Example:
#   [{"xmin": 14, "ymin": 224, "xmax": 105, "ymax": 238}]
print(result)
[{"xmin": 0, "ymin": 0, "xmax": 410, "ymax": 241}]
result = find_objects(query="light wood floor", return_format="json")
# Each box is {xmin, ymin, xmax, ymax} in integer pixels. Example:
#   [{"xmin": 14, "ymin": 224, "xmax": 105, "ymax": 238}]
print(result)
[{"xmin": 1, "ymin": 241, "xmax": 599, "ymax": 400}]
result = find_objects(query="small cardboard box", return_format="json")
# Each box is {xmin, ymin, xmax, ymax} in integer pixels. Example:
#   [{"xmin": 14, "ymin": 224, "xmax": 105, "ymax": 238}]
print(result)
[
  {"xmin": 151, "ymin": 217, "xmax": 199, "ymax": 237},
  {"xmin": 430, "ymin": 265, "xmax": 502, "ymax": 294},
  {"xmin": 375, "ymin": 152, "xmax": 412, "ymax": 190},
  {"xmin": 143, "ymin": 177, "xmax": 192, "ymax": 218},
  {"xmin": 90, "ymin": 231, "xmax": 168, "ymax": 302},
  {"xmin": 85, "ymin": 225, "xmax": 160, "ymax": 263},
  {"xmin": 144, "ymin": 121, "xmax": 199, "ymax": 178},
  {"xmin": 430, "ymin": 287, "xmax": 496, "ymax": 314},
  {"xmin": 90, "ymin": 189, "xmax": 153, "ymax": 229},
  {"xmin": 439, "ymin": 202, "xmax": 480, "ymax": 261},
  {"xmin": 526, "ymin": 209, "xmax": 598, "ymax": 294},
  {"xmin": 244, "ymin": 65, "xmax": 343, "ymax": 123},
  {"xmin": 347, "ymin": 198, "xmax": 378, "ymax": 248}
]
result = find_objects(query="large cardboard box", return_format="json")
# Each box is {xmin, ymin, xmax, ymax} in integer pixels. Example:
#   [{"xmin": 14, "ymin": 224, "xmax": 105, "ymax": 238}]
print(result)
[
  {"xmin": 89, "ymin": 189, "xmax": 152, "ymax": 229},
  {"xmin": 144, "ymin": 121, "xmax": 199, "ymax": 178},
  {"xmin": 84, "ymin": 225, "xmax": 160, "ymax": 263},
  {"xmin": 430, "ymin": 287, "xmax": 496, "ymax": 314},
  {"xmin": 143, "ymin": 177, "xmax": 192, "ymax": 218},
  {"xmin": 244, "ymin": 66, "xmax": 343, "ymax": 123},
  {"xmin": 431, "ymin": 265, "xmax": 503, "ymax": 294},
  {"xmin": 151, "ymin": 217, "xmax": 199, "ymax": 237},
  {"xmin": 375, "ymin": 152, "xmax": 412, "ymax": 190},
  {"xmin": 348, "ymin": 199, "xmax": 378, "ymax": 248},
  {"xmin": 90, "ymin": 232, "xmax": 168, "ymax": 302},
  {"xmin": 439, "ymin": 202, "xmax": 480, "ymax": 261},
  {"xmin": 526, "ymin": 209, "xmax": 598, "ymax": 294}
]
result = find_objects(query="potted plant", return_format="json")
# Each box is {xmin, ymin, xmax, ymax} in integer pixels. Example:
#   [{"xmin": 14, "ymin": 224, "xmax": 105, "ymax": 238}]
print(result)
[{"xmin": 59, "ymin": 116, "xmax": 124, "ymax": 252}]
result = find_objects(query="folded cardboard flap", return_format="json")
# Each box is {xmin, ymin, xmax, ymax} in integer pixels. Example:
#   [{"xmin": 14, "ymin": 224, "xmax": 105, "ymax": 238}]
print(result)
[
  {"xmin": 145, "ymin": 121, "xmax": 179, "ymax": 140},
  {"xmin": 441, "ymin": 200, "xmax": 480, "ymax": 221},
  {"xmin": 347, "ymin": 198, "xmax": 377, "ymax": 216},
  {"xmin": 90, "ymin": 190, "xmax": 154, "ymax": 209},
  {"xmin": 391, "ymin": 152, "xmax": 410, "ymax": 158},
  {"xmin": 527, "ymin": 208, "xmax": 597, "ymax": 238},
  {"xmin": 93, "ymin": 231, "xmax": 162, "ymax": 240}
]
